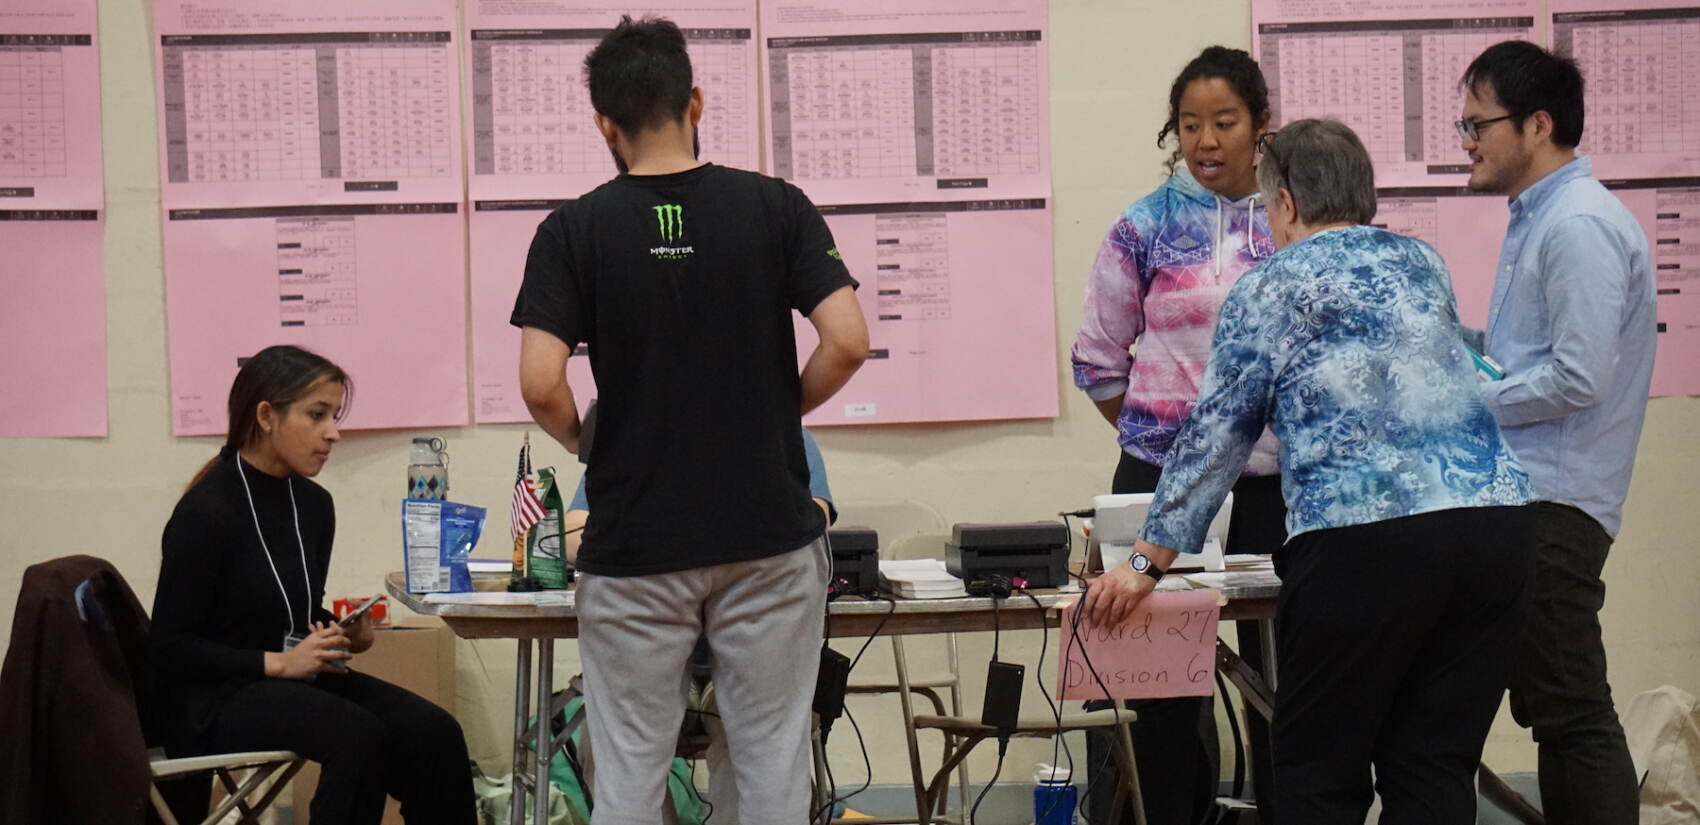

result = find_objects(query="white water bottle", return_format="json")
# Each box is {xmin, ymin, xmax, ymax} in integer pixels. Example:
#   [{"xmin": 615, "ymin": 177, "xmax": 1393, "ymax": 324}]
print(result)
[{"xmin": 408, "ymin": 437, "xmax": 448, "ymax": 500}]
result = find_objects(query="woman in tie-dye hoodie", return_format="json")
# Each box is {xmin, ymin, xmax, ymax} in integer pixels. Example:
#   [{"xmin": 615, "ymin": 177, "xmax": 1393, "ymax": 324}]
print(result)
[{"xmin": 1070, "ymin": 46, "xmax": 1283, "ymax": 825}]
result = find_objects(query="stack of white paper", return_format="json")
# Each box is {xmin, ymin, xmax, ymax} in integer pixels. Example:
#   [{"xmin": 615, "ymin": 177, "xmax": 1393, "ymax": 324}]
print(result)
[{"xmin": 879, "ymin": 559, "xmax": 967, "ymax": 599}]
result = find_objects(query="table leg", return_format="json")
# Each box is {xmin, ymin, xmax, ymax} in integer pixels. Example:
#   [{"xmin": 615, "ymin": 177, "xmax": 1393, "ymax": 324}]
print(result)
[
  {"xmin": 536, "ymin": 638, "xmax": 554, "ymax": 825},
  {"xmin": 512, "ymin": 639, "xmax": 532, "ymax": 825},
  {"xmin": 1215, "ymin": 640, "xmax": 1274, "ymax": 721},
  {"xmin": 1257, "ymin": 617, "xmax": 1278, "ymax": 692}
]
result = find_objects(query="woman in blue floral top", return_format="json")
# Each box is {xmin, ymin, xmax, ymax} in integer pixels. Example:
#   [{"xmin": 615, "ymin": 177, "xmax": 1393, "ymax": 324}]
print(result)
[{"xmin": 1082, "ymin": 119, "xmax": 1536, "ymax": 824}]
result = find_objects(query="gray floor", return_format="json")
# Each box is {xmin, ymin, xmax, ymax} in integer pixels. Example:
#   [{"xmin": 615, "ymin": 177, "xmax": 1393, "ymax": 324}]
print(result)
[
  {"xmin": 275, "ymin": 773, "xmax": 1543, "ymax": 824},
  {"xmin": 830, "ymin": 773, "xmax": 1543, "ymax": 825}
]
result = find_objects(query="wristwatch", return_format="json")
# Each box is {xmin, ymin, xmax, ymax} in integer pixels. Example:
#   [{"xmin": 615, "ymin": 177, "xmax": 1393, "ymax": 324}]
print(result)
[{"xmin": 1129, "ymin": 552, "xmax": 1166, "ymax": 583}]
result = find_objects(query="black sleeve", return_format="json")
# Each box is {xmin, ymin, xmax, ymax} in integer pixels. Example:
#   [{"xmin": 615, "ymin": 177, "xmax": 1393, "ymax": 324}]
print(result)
[
  {"xmin": 510, "ymin": 210, "xmax": 586, "ymax": 347},
  {"xmin": 784, "ymin": 183, "xmax": 858, "ymax": 315},
  {"xmin": 150, "ymin": 501, "xmax": 265, "ymax": 680}
]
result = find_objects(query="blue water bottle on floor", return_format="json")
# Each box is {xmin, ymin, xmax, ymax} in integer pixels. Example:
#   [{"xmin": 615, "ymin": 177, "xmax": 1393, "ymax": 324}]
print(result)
[{"xmin": 1034, "ymin": 763, "xmax": 1077, "ymax": 825}]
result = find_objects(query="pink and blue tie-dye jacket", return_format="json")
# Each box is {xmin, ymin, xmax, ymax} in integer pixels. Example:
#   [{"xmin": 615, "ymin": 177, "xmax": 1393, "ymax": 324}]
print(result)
[{"xmin": 1072, "ymin": 167, "xmax": 1281, "ymax": 476}]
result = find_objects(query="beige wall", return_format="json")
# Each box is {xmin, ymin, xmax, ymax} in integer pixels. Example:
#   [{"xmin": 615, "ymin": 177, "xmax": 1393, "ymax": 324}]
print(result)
[{"xmin": 2, "ymin": 0, "xmax": 1695, "ymax": 786}]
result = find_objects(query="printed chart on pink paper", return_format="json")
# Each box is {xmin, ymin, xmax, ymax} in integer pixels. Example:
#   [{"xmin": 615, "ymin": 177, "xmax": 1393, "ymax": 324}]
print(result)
[
  {"xmin": 1372, "ymin": 187, "xmax": 1507, "ymax": 329},
  {"xmin": 1551, "ymin": 1, "xmax": 1700, "ymax": 180},
  {"xmin": 162, "ymin": 203, "xmax": 468, "ymax": 436},
  {"xmin": 761, "ymin": 0, "xmax": 1049, "ymax": 205},
  {"xmin": 0, "ymin": 210, "xmax": 105, "ymax": 437},
  {"xmin": 0, "ymin": 0, "xmax": 103, "ymax": 209},
  {"xmin": 469, "ymin": 199, "xmax": 597, "ymax": 423},
  {"xmin": 799, "ymin": 199, "xmax": 1056, "ymax": 426},
  {"xmin": 152, "ymin": 0, "xmax": 463, "ymax": 207},
  {"xmin": 1252, "ymin": 0, "xmax": 1538, "ymax": 187},
  {"xmin": 465, "ymin": 0, "xmax": 759, "ymax": 200},
  {"xmin": 1601, "ymin": 177, "xmax": 1700, "ymax": 397}
]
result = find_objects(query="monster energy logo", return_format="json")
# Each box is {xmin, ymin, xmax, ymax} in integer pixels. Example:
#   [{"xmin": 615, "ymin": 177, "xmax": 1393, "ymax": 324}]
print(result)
[{"xmin": 653, "ymin": 204, "xmax": 684, "ymax": 244}]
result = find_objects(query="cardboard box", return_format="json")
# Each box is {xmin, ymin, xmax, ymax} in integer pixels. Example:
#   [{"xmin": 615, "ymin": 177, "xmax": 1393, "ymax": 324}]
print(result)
[{"xmin": 292, "ymin": 618, "xmax": 457, "ymax": 825}]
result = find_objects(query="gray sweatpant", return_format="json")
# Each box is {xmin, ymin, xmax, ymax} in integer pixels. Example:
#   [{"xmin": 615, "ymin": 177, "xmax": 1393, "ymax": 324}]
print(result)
[{"xmin": 576, "ymin": 539, "xmax": 829, "ymax": 825}]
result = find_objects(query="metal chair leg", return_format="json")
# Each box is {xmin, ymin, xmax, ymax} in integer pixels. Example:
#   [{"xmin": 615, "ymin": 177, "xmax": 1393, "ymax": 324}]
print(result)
[
  {"xmin": 1112, "ymin": 717, "xmax": 1148, "ymax": 825},
  {"xmin": 1479, "ymin": 763, "xmax": 1545, "ymax": 825},
  {"xmin": 948, "ymin": 634, "xmax": 970, "ymax": 820},
  {"xmin": 812, "ymin": 720, "xmax": 831, "ymax": 822},
  {"xmin": 923, "ymin": 732, "xmax": 989, "ymax": 825},
  {"xmin": 892, "ymin": 636, "xmax": 932, "ymax": 823}
]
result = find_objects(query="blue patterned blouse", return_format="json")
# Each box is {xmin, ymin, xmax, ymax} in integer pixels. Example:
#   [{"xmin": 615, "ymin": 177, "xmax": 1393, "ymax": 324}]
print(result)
[{"xmin": 1140, "ymin": 225, "xmax": 1533, "ymax": 554}]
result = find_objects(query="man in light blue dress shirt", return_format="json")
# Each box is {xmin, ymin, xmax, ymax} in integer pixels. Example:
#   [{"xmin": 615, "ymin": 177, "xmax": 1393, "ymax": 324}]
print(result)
[{"xmin": 1460, "ymin": 41, "xmax": 1657, "ymax": 825}]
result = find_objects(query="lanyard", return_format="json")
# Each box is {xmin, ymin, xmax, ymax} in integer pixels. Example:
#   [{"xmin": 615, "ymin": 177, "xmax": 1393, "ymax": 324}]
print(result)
[{"xmin": 235, "ymin": 457, "xmax": 313, "ymax": 635}]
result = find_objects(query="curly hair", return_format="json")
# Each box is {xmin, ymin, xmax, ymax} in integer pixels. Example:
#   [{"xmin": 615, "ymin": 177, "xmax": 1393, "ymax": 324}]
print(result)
[{"xmin": 1157, "ymin": 46, "xmax": 1271, "ymax": 173}]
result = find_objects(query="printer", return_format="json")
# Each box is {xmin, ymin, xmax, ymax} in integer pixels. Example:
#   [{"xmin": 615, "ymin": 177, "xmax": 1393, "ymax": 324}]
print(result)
[
  {"xmin": 945, "ymin": 521, "xmax": 1070, "ymax": 589},
  {"xmin": 826, "ymin": 527, "xmax": 879, "ymax": 596},
  {"xmin": 1088, "ymin": 492, "xmax": 1233, "ymax": 573}
]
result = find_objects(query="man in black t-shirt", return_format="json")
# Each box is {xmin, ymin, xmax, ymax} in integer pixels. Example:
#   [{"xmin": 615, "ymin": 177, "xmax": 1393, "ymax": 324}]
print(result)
[{"xmin": 510, "ymin": 16, "xmax": 866, "ymax": 825}]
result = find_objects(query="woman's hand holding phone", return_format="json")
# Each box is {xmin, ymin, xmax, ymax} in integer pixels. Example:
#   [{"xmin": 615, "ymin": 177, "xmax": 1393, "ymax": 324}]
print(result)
[
  {"xmin": 264, "ymin": 622, "xmax": 352, "ymax": 680},
  {"xmin": 344, "ymin": 610, "xmax": 376, "ymax": 654}
]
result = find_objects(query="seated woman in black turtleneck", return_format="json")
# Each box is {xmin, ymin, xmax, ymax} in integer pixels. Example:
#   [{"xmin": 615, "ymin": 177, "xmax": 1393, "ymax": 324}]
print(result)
[{"xmin": 151, "ymin": 345, "xmax": 474, "ymax": 825}]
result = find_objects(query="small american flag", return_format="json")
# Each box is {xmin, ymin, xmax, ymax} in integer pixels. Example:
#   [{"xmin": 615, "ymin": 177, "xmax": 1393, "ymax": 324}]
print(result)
[{"xmin": 510, "ymin": 434, "xmax": 546, "ymax": 539}]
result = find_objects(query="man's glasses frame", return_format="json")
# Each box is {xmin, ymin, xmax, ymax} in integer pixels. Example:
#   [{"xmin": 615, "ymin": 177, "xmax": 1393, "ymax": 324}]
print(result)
[{"xmin": 1454, "ymin": 113, "xmax": 1518, "ymax": 142}]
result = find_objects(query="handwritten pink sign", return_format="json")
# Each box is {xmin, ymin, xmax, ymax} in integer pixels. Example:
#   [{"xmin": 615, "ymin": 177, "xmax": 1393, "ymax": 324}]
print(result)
[{"xmin": 1057, "ymin": 590, "xmax": 1220, "ymax": 701}]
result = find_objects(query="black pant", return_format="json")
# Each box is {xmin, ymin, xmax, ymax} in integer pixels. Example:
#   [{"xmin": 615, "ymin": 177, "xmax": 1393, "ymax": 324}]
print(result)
[
  {"xmin": 1509, "ymin": 502, "xmax": 1639, "ymax": 825},
  {"xmin": 1086, "ymin": 453, "xmax": 1286, "ymax": 825},
  {"xmin": 1270, "ymin": 506, "xmax": 1533, "ymax": 825},
  {"xmin": 196, "ymin": 668, "xmax": 475, "ymax": 825}
]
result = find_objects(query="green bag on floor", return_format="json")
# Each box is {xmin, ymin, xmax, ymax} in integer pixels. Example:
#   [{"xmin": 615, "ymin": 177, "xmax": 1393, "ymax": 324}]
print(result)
[
  {"xmin": 547, "ymin": 677, "xmax": 707, "ymax": 825},
  {"xmin": 470, "ymin": 761, "xmax": 583, "ymax": 825}
]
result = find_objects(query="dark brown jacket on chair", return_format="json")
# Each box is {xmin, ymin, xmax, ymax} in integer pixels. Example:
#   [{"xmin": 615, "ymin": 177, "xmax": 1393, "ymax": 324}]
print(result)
[{"xmin": 0, "ymin": 555, "xmax": 155, "ymax": 825}]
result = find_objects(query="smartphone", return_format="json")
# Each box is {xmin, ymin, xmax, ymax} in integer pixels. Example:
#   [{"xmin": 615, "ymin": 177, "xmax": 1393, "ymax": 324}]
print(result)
[{"xmin": 337, "ymin": 594, "xmax": 386, "ymax": 627}]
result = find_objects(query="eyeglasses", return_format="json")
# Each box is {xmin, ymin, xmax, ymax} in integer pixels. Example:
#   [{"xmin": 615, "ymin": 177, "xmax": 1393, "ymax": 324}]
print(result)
[
  {"xmin": 1257, "ymin": 130, "xmax": 1284, "ymax": 177},
  {"xmin": 1454, "ymin": 114, "xmax": 1517, "ymax": 141}
]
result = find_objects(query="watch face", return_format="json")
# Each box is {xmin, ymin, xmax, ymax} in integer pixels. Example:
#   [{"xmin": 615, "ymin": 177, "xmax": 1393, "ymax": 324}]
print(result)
[{"xmin": 1131, "ymin": 553, "xmax": 1150, "ymax": 573}]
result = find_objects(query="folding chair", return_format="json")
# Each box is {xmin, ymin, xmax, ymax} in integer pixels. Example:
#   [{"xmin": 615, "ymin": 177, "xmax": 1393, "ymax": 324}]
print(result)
[
  {"xmin": 147, "ymin": 749, "xmax": 305, "ymax": 825},
  {"xmin": 828, "ymin": 502, "xmax": 974, "ymax": 823},
  {"xmin": 67, "ymin": 562, "xmax": 305, "ymax": 825},
  {"xmin": 899, "ymin": 701, "xmax": 1146, "ymax": 825},
  {"xmin": 866, "ymin": 582, "xmax": 1149, "ymax": 825}
]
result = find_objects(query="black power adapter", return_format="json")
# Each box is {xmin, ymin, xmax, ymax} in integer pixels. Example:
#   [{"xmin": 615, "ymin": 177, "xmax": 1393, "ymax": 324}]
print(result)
[
  {"xmin": 814, "ymin": 647, "xmax": 851, "ymax": 741},
  {"xmin": 981, "ymin": 660, "xmax": 1024, "ymax": 737}
]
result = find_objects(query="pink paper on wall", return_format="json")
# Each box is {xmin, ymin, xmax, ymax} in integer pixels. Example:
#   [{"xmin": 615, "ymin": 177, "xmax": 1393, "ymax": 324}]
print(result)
[
  {"xmin": 464, "ymin": 0, "xmax": 761, "ymax": 201},
  {"xmin": 799, "ymin": 199, "xmax": 1058, "ymax": 426},
  {"xmin": 469, "ymin": 199, "xmax": 597, "ymax": 423},
  {"xmin": 760, "ymin": 0, "xmax": 1050, "ymax": 206},
  {"xmin": 151, "ymin": 0, "xmax": 464, "ymax": 208},
  {"xmin": 0, "ymin": 210, "xmax": 105, "ymax": 437},
  {"xmin": 162, "ymin": 204, "xmax": 468, "ymax": 436},
  {"xmin": 0, "ymin": 0, "xmax": 103, "ymax": 209},
  {"xmin": 1550, "ymin": 0, "xmax": 1700, "ymax": 181},
  {"xmin": 1600, "ymin": 178, "xmax": 1700, "ymax": 397},
  {"xmin": 1251, "ymin": 0, "xmax": 1539, "ymax": 188},
  {"xmin": 1057, "ymin": 590, "xmax": 1220, "ymax": 701}
]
